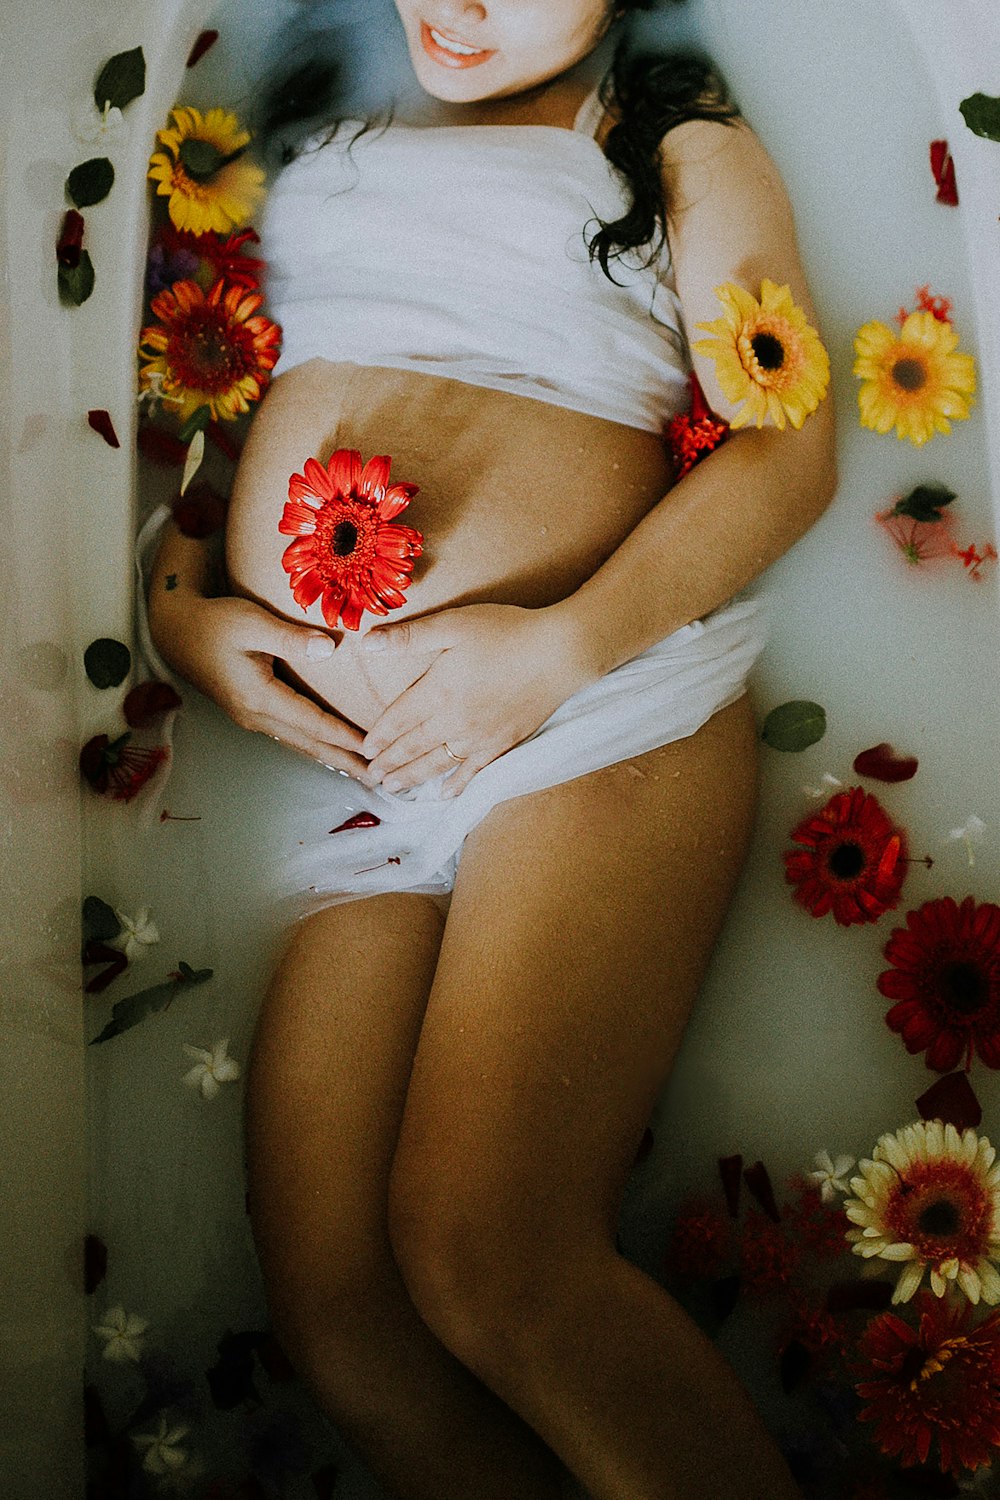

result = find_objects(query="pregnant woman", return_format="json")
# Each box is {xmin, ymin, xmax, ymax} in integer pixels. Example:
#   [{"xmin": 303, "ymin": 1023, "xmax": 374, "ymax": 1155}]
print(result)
[{"xmin": 146, "ymin": 1, "xmax": 834, "ymax": 1495}]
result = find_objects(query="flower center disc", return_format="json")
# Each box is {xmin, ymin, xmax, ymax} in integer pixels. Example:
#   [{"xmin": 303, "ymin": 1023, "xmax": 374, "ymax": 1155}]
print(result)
[
  {"xmin": 751, "ymin": 332, "xmax": 786, "ymax": 371},
  {"xmin": 332, "ymin": 520, "xmax": 359, "ymax": 557},
  {"xmin": 940, "ymin": 959, "xmax": 989, "ymax": 1016},
  {"xmin": 829, "ymin": 841, "xmax": 865, "ymax": 880},
  {"xmin": 892, "ymin": 357, "xmax": 928, "ymax": 392},
  {"xmin": 918, "ymin": 1199, "xmax": 961, "ymax": 1236}
]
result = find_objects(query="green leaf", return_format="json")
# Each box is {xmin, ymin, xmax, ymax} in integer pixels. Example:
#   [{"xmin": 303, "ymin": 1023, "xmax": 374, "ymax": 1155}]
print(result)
[
  {"xmin": 93, "ymin": 47, "xmax": 146, "ymax": 111},
  {"xmin": 890, "ymin": 483, "xmax": 957, "ymax": 524},
  {"xmin": 84, "ymin": 637, "xmax": 131, "ymax": 689},
  {"xmin": 88, "ymin": 962, "xmax": 213, "ymax": 1045},
  {"xmin": 761, "ymin": 700, "xmax": 827, "ymax": 752},
  {"xmin": 82, "ymin": 896, "xmax": 120, "ymax": 945},
  {"xmin": 960, "ymin": 92, "xmax": 1000, "ymax": 142},
  {"xmin": 67, "ymin": 158, "xmax": 115, "ymax": 208},
  {"xmin": 58, "ymin": 250, "xmax": 95, "ymax": 306}
]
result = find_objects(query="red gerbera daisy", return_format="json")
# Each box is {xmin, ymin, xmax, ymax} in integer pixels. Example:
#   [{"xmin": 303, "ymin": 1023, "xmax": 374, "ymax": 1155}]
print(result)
[
  {"xmin": 851, "ymin": 1291, "xmax": 1000, "ymax": 1474},
  {"xmin": 784, "ymin": 786, "xmax": 908, "ymax": 926},
  {"xmin": 878, "ymin": 897, "xmax": 1000, "ymax": 1073},
  {"xmin": 138, "ymin": 276, "xmax": 281, "ymax": 424},
  {"xmin": 279, "ymin": 449, "xmax": 423, "ymax": 631},
  {"xmin": 80, "ymin": 734, "xmax": 169, "ymax": 801},
  {"xmin": 152, "ymin": 224, "xmax": 265, "ymax": 291}
]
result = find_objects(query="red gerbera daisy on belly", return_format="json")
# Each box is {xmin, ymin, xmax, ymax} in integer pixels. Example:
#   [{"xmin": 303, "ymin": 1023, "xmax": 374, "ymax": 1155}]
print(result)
[
  {"xmin": 784, "ymin": 785, "xmax": 908, "ymax": 926},
  {"xmin": 878, "ymin": 896, "xmax": 1000, "ymax": 1072},
  {"xmin": 279, "ymin": 449, "xmax": 423, "ymax": 631}
]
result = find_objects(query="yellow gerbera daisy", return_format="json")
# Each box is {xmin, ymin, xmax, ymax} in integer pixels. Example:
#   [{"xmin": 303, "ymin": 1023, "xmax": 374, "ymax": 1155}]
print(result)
[
  {"xmin": 843, "ymin": 1119, "xmax": 1000, "ymax": 1306},
  {"xmin": 853, "ymin": 310, "xmax": 976, "ymax": 447},
  {"xmin": 148, "ymin": 106, "xmax": 265, "ymax": 236},
  {"xmin": 692, "ymin": 279, "xmax": 830, "ymax": 431}
]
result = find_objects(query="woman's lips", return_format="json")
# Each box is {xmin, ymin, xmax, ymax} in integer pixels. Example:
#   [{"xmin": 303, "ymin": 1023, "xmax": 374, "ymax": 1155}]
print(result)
[{"xmin": 419, "ymin": 21, "xmax": 496, "ymax": 69}]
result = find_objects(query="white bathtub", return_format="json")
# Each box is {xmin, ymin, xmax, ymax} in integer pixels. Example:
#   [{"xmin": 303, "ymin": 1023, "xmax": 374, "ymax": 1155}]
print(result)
[{"xmin": 1, "ymin": 0, "xmax": 998, "ymax": 1494}]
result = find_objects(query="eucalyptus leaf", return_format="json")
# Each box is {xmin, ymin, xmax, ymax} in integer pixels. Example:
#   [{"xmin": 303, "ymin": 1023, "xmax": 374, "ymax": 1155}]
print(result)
[
  {"xmin": 67, "ymin": 157, "xmax": 115, "ymax": 208},
  {"xmin": 960, "ymin": 92, "xmax": 1000, "ymax": 141},
  {"xmin": 761, "ymin": 700, "xmax": 827, "ymax": 752},
  {"xmin": 890, "ymin": 483, "xmax": 956, "ymax": 523},
  {"xmin": 89, "ymin": 963, "xmax": 213, "ymax": 1045},
  {"xmin": 58, "ymin": 250, "xmax": 95, "ymax": 306},
  {"xmin": 93, "ymin": 47, "xmax": 146, "ymax": 111},
  {"xmin": 82, "ymin": 895, "xmax": 121, "ymax": 945},
  {"xmin": 84, "ymin": 636, "xmax": 131, "ymax": 689}
]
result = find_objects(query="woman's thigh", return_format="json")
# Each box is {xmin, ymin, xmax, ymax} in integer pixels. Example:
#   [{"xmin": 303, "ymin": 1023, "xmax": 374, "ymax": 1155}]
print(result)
[
  {"xmin": 389, "ymin": 694, "xmax": 759, "ymax": 1277},
  {"xmin": 245, "ymin": 890, "xmax": 446, "ymax": 1339}
]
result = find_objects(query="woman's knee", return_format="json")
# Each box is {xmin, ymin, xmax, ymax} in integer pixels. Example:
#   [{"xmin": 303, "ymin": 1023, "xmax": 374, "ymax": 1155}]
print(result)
[{"xmin": 387, "ymin": 1145, "xmax": 597, "ymax": 1375}]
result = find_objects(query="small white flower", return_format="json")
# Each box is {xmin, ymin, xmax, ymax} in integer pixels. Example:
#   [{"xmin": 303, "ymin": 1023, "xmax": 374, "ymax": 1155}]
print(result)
[
  {"xmin": 111, "ymin": 906, "xmax": 160, "ymax": 962},
  {"xmin": 94, "ymin": 1305, "xmax": 149, "ymax": 1363},
  {"xmin": 72, "ymin": 99, "xmax": 127, "ymax": 146},
  {"xmin": 803, "ymin": 772, "xmax": 843, "ymax": 799},
  {"xmin": 808, "ymin": 1149, "xmax": 855, "ymax": 1202},
  {"xmin": 132, "ymin": 1416, "xmax": 190, "ymax": 1475},
  {"xmin": 947, "ymin": 815, "xmax": 987, "ymax": 867},
  {"xmin": 136, "ymin": 371, "xmax": 184, "ymax": 417},
  {"xmin": 183, "ymin": 1038, "xmax": 240, "ymax": 1100}
]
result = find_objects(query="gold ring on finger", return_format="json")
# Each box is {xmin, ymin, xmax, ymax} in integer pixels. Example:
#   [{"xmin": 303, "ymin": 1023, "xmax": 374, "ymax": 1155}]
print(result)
[{"xmin": 443, "ymin": 742, "xmax": 466, "ymax": 763}]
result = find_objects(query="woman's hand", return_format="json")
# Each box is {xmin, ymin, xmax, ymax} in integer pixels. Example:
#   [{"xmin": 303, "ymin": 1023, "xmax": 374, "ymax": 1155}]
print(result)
[
  {"xmin": 360, "ymin": 603, "xmax": 591, "ymax": 795},
  {"xmin": 150, "ymin": 592, "xmax": 371, "ymax": 777}
]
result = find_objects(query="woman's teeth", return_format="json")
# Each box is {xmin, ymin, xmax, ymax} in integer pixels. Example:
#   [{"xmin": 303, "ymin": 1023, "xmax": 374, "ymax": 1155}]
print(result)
[{"xmin": 429, "ymin": 28, "xmax": 483, "ymax": 56}]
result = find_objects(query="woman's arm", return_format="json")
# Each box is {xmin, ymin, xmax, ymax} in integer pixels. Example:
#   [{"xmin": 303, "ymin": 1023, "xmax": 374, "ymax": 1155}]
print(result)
[
  {"xmin": 146, "ymin": 518, "xmax": 372, "ymax": 775},
  {"xmin": 361, "ymin": 119, "xmax": 836, "ymax": 792}
]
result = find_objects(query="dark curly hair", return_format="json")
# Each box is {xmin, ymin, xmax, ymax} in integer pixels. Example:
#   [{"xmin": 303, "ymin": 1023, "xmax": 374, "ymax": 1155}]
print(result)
[{"xmin": 260, "ymin": 0, "xmax": 739, "ymax": 280}]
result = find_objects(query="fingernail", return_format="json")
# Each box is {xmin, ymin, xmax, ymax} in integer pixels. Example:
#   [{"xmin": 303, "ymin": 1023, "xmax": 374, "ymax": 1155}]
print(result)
[{"xmin": 306, "ymin": 635, "xmax": 334, "ymax": 660}]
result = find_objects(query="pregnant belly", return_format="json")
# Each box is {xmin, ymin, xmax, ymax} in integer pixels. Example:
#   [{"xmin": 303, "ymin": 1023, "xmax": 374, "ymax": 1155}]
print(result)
[{"xmin": 226, "ymin": 360, "xmax": 675, "ymax": 731}]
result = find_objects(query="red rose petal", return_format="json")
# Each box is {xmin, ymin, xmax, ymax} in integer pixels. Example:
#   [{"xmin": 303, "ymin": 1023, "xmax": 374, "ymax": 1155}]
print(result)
[
  {"xmin": 329, "ymin": 811, "xmax": 381, "ymax": 834},
  {"xmin": 123, "ymin": 681, "xmax": 183, "ymax": 727},
  {"xmin": 916, "ymin": 1071, "xmax": 982, "ymax": 1131},
  {"xmin": 186, "ymin": 29, "xmax": 219, "ymax": 67},
  {"xmin": 57, "ymin": 209, "xmax": 85, "ymax": 268},
  {"xmin": 930, "ymin": 139, "xmax": 959, "ymax": 206},
  {"xmin": 87, "ymin": 409, "xmax": 121, "ymax": 448},
  {"xmin": 852, "ymin": 742, "xmax": 919, "ymax": 783}
]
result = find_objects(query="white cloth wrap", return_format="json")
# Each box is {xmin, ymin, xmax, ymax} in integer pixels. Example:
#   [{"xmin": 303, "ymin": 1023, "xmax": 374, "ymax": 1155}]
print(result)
[{"xmin": 281, "ymin": 595, "xmax": 767, "ymax": 910}]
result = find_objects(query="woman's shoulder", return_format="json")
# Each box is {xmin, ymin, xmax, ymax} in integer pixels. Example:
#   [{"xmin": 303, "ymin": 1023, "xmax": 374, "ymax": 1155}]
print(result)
[{"xmin": 659, "ymin": 116, "xmax": 793, "ymax": 233}]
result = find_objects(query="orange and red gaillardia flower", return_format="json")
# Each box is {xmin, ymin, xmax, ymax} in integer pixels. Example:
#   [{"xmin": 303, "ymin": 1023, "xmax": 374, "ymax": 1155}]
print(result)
[
  {"xmin": 784, "ymin": 786, "xmax": 908, "ymax": 926},
  {"xmin": 852, "ymin": 1291, "xmax": 1000, "ymax": 1474},
  {"xmin": 138, "ymin": 277, "xmax": 281, "ymax": 425},
  {"xmin": 878, "ymin": 896, "xmax": 1000, "ymax": 1073},
  {"xmin": 279, "ymin": 449, "xmax": 423, "ymax": 632}
]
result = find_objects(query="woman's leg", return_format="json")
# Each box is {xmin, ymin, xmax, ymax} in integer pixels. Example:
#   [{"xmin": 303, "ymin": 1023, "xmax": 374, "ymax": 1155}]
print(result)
[
  {"xmin": 388, "ymin": 695, "xmax": 802, "ymax": 1500},
  {"xmin": 244, "ymin": 891, "xmax": 564, "ymax": 1500}
]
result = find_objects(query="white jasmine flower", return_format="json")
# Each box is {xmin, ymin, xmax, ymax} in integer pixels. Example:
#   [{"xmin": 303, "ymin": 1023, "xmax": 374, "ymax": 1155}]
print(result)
[
  {"xmin": 808, "ymin": 1149, "xmax": 855, "ymax": 1202},
  {"xmin": 947, "ymin": 815, "xmax": 987, "ymax": 867},
  {"xmin": 132, "ymin": 1416, "xmax": 190, "ymax": 1475},
  {"xmin": 111, "ymin": 906, "xmax": 160, "ymax": 962},
  {"xmin": 182, "ymin": 1038, "xmax": 240, "ymax": 1100},
  {"xmin": 72, "ymin": 99, "xmax": 126, "ymax": 146},
  {"xmin": 93, "ymin": 1305, "xmax": 149, "ymax": 1363},
  {"xmin": 803, "ymin": 772, "xmax": 843, "ymax": 799},
  {"xmin": 136, "ymin": 370, "xmax": 183, "ymax": 417}
]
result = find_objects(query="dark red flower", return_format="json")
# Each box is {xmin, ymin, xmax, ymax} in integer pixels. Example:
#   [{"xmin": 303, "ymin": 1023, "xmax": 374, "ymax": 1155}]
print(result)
[
  {"xmin": 784, "ymin": 1177, "xmax": 851, "ymax": 1259},
  {"xmin": 784, "ymin": 786, "xmax": 908, "ymax": 926},
  {"xmin": 280, "ymin": 449, "xmax": 423, "ymax": 631},
  {"xmin": 737, "ymin": 1208, "xmax": 801, "ymax": 1293},
  {"xmin": 80, "ymin": 734, "xmax": 168, "ymax": 801},
  {"xmin": 170, "ymin": 480, "xmax": 228, "ymax": 538},
  {"xmin": 663, "ymin": 1197, "xmax": 731, "ymax": 1279},
  {"xmin": 667, "ymin": 370, "xmax": 729, "ymax": 478},
  {"xmin": 150, "ymin": 224, "xmax": 265, "ymax": 292},
  {"xmin": 851, "ymin": 1291, "xmax": 1000, "ymax": 1474},
  {"xmin": 879, "ymin": 897, "xmax": 1000, "ymax": 1072}
]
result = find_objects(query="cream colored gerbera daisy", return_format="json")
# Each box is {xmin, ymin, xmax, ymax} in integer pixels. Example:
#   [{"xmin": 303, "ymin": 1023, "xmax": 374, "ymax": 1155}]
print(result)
[
  {"xmin": 148, "ymin": 106, "xmax": 264, "ymax": 235},
  {"xmin": 853, "ymin": 310, "xmax": 976, "ymax": 447},
  {"xmin": 692, "ymin": 279, "xmax": 830, "ymax": 430},
  {"xmin": 844, "ymin": 1119, "xmax": 1000, "ymax": 1305}
]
